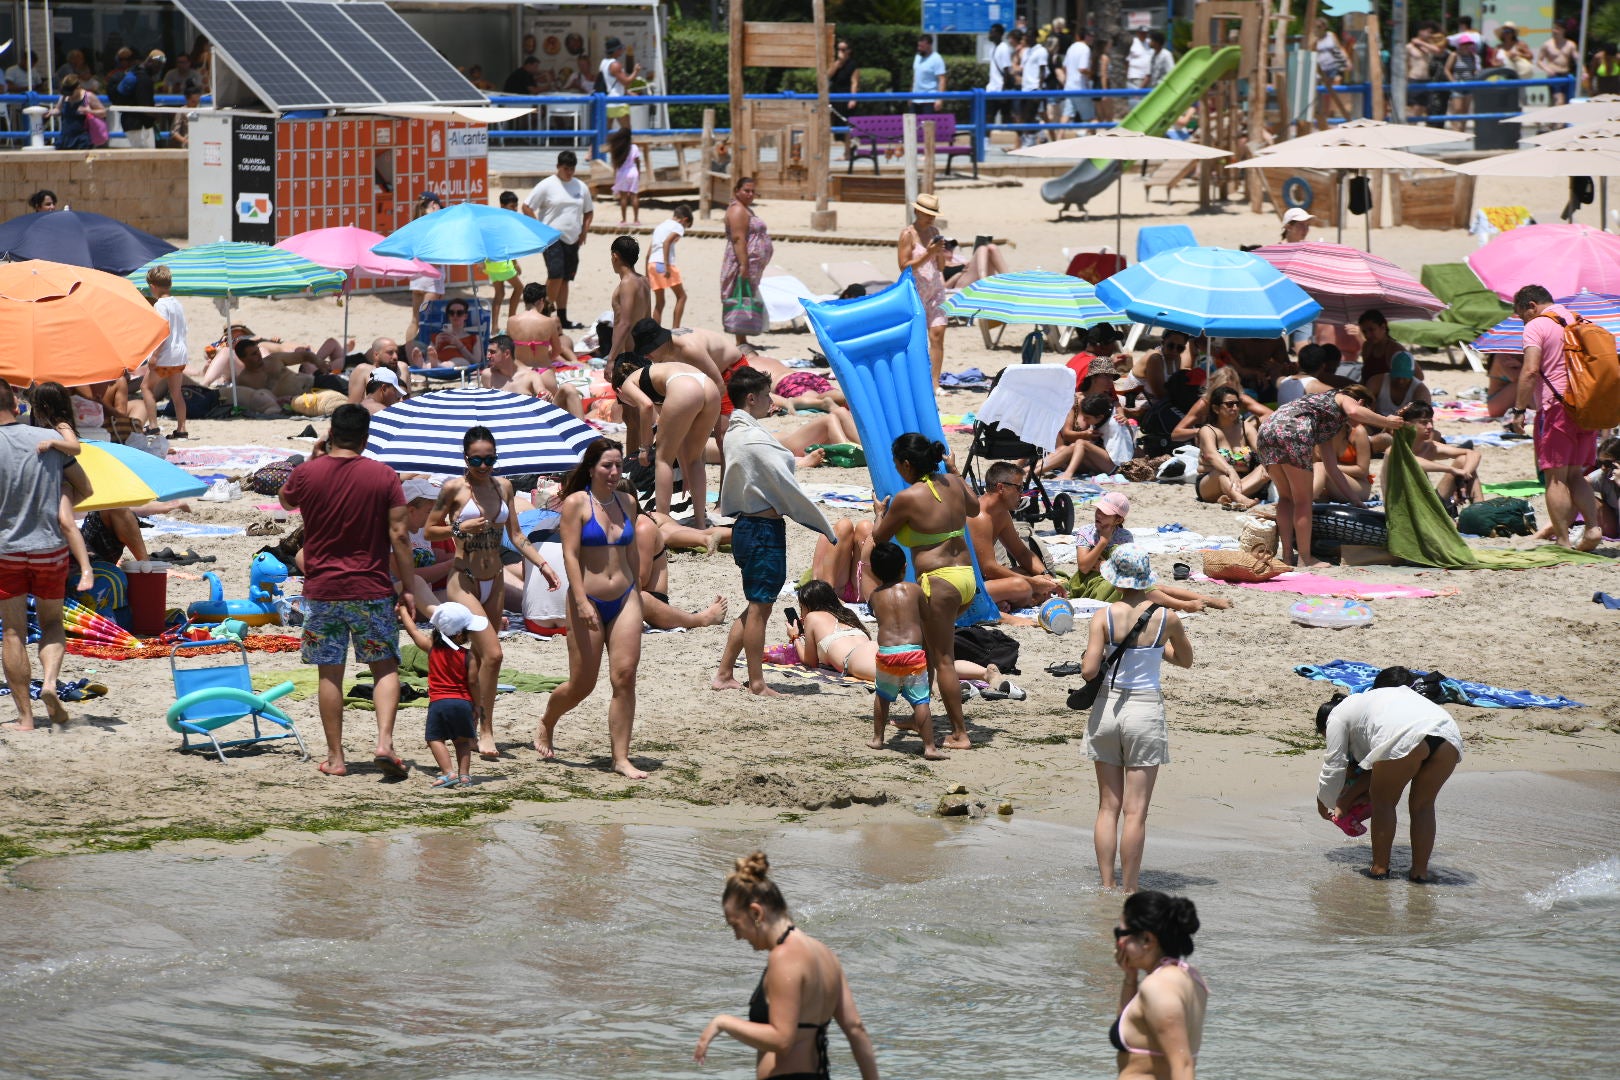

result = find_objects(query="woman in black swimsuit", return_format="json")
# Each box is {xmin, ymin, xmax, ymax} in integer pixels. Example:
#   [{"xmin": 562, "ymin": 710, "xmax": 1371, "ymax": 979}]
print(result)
[{"xmin": 696, "ymin": 851, "xmax": 880, "ymax": 1080}]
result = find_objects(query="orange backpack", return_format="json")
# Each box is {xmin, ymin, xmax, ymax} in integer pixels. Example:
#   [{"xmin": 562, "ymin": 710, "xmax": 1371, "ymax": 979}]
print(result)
[{"xmin": 1534, "ymin": 312, "xmax": 1620, "ymax": 431}]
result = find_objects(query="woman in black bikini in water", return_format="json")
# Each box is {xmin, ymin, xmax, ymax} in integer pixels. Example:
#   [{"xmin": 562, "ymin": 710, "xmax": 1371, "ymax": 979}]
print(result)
[
  {"xmin": 696, "ymin": 851, "xmax": 880, "ymax": 1079},
  {"xmin": 1109, "ymin": 890, "xmax": 1207, "ymax": 1079}
]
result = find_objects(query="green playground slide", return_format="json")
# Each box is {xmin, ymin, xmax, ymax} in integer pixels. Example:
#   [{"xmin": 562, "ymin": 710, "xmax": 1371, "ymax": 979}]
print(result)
[{"xmin": 1041, "ymin": 45, "xmax": 1244, "ymax": 211}]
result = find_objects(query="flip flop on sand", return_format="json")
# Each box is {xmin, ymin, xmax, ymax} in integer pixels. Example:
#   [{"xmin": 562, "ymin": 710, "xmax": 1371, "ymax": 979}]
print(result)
[
  {"xmin": 430, "ymin": 773, "xmax": 459, "ymax": 789},
  {"xmin": 979, "ymin": 679, "xmax": 1028, "ymax": 702},
  {"xmin": 374, "ymin": 753, "xmax": 409, "ymax": 779}
]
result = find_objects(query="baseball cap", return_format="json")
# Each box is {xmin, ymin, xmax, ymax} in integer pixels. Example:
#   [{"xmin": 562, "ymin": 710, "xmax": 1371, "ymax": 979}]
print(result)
[
  {"xmin": 1095, "ymin": 492, "xmax": 1131, "ymax": 519},
  {"xmin": 1283, "ymin": 207, "xmax": 1315, "ymax": 225},
  {"xmin": 367, "ymin": 368, "xmax": 403, "ymax": 392},
  {"xmin": 430, "ymin": 601, "xmax": 489, "ymax": 647},
  {"xmin": 419, "ymin": 190, "xmax": 444, "ymax": 205},
  {"xmin": 1390, "ymin": 351, "xmax": 1415, "ymax": 379},
  {"xmin": 402, "ymin": 477, "xmax": 438, "ymax": 503},
  {"xmin": 147, "ymin": 50, "xmax": 167, "ymax": 63},
  {"xmin": 604, "ymin": 36, "xmax": 622, "ymax": 52}
]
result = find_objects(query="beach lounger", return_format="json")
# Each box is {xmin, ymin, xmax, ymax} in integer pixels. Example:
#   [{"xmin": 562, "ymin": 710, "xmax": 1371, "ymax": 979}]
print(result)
[
  {"xmin": 165, "ymin": 641, "xmax": 307, "ymax": 763},
  {"xmin": 1389, "ymin": 263, "xmax": 1512, "ymax": 364},
  {"xmin": 411, "ymin": 298, "xmax": 491, "ymax": 384}
]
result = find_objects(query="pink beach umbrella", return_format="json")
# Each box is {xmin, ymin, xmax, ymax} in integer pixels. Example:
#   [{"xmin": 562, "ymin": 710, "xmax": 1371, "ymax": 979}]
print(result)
[
  {"xmin": 1467, "ymin": 223, "xmax": 1620, "ymax": 303},
  {"xmin": 277, "ymin": 226, "xmax": 440, "ymax": 344},
  {"xmin": 1248, "ymin": 241, "xmax": 1445, "ymax": 324}
]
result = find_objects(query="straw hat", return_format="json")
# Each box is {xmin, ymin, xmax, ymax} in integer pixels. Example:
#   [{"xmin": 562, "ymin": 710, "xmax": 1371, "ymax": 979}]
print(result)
[
  {"xmin": 913, "ymin": 193, "xmax": 941, "ymax": 216},
  {"xmin": 1101, "ymin": 544, "xmax": 1158, "ymax": 591}
]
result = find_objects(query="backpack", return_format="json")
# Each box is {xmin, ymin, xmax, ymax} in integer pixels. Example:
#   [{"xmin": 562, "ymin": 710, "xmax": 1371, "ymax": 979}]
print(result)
[
  {"xmin": 1534, "ymin": 312, "xmax": 1620, "ymax": 430},
  {"xmin": 952, "ymin": 625, "xmax": 1020, "ymax": 675},
  {"xmin": 593, "ymin": 64, "xmax": 609, "ymax": 94},
  {"xmin": 1456, "ymin": 497, "xmax": 1536, "ymax": 538}
]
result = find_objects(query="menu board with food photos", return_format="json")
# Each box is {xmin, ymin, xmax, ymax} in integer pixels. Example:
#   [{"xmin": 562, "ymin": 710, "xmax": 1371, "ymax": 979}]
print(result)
[{"xmin": 527, "ymin": 15, "xmax": 593, "ymax": 94}]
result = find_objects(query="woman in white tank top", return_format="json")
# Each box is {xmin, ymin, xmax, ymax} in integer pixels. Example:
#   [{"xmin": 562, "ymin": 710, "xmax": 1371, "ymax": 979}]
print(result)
[{"xmin": 1078, "ymin": 544, "xmax": 1194, "ymax": 893}]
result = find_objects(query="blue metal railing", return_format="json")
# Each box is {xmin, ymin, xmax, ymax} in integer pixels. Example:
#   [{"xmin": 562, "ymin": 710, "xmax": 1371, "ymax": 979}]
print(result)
[{"xmin": 0, "ymin": 91, "xmax": 208, "ymax": 142}]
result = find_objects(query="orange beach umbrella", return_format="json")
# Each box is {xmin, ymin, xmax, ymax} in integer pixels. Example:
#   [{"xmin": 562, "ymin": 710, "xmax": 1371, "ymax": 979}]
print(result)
[{"xmin": 0, "ymin": 260, "xmax": 168, "ymax": 388}]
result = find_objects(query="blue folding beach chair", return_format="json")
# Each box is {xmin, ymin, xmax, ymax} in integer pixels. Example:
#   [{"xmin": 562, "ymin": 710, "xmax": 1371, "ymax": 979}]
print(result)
[
  {"xmin": 1136, "ymin": 224, "xmax": 1198, "ymax": 265},
  {"xmin": 411, "ymin": 297, "xmax": 491, "ymax": 387},
  {"xmin": 165, "ymin": 641, "xmax": 307, "ymax": 762}
]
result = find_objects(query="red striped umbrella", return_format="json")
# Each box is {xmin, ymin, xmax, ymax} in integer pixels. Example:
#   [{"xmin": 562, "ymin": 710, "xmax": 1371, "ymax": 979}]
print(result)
[{"xmin": 1248, "ymin": 242, "xmax": 1445, "ymax": 324}]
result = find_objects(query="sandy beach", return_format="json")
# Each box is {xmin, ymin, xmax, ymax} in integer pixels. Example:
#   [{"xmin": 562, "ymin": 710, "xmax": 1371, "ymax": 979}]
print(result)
[{"xmin": 1, "ymin": 169, "xmax": 1616, "ymax": 862}]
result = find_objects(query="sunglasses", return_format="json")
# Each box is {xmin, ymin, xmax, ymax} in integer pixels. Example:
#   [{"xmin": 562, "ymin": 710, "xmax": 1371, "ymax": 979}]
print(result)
[
  {"xmin": 448, "ymin": 309, "xmax": 469, "ymax": 317},
  {"xmin": 1113, "ymin": 926, "xmax": 1136, "ymax": 940},
  {"xmin": 465, "ymin": 454, "xmax": 498, "ymax": 468},
  {"xmin": 1216, "ymin": 399, "xmax": 1241, "ymax": 408}
]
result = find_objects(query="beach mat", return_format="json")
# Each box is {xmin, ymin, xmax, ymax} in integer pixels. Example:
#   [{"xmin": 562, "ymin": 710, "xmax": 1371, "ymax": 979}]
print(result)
[
  {"xmin": 166, "ymin": 446, "xmax": 299, "ymax": 473},
  {"xmin": 1296, "ymin": 659, "xmax": 1583, "ymax": 709},
  {"xmin": 1192, "ymin": 571, "xmax": 1441, "ymax": 599},
  {"xmin": 1481, "ymin": 479, "xmax": 1546, "ymax": 498}
]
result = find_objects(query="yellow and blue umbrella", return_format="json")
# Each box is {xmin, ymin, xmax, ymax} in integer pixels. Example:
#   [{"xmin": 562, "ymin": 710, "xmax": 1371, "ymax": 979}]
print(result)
[
  {"xmin": 942, "ymin": 270, "xmax": 1124, "ymax": 329},
  {"xmin": 74, "ymin": 441, "xmax": 209, "ymax": 512},
  {"xmin": 129, "ymin": 242, "xmax": 346, "ymax": 297}
]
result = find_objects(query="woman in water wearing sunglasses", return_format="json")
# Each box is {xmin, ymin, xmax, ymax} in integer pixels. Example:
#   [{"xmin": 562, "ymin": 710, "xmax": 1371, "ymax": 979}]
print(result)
[
  {"xmin": 1109, "ymin": 890, "xmax": 1207, "ymax": 1078},
  {"xmin": 426, "ymin": 425, "xmax": 560, "ymax": 758}
]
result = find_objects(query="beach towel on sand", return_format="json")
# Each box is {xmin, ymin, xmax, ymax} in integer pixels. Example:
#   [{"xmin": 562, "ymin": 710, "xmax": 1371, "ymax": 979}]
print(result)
[
  {"xmin": 1192, "ymin": 571, "xmax": 1439, "ymax": 599},
  {"xmin": 1383, "ymin": 429, "xmax": 1612, "ymax": 570},
  {"xmin": 1296, "ymin": 659, "xmax": 1583, "ymax": 709}
]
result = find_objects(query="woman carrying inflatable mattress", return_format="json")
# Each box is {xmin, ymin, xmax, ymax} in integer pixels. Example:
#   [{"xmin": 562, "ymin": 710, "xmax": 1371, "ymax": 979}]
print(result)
[{"xmin": 872, "ymin": 434, "xmax": 979, "ymax": 751}]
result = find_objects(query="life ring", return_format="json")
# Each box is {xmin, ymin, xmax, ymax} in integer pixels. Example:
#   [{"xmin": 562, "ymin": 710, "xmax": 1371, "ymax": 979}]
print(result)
[{"xmin": 1282, "ymin": 177, "xmax": 1314, "ymax": 211}]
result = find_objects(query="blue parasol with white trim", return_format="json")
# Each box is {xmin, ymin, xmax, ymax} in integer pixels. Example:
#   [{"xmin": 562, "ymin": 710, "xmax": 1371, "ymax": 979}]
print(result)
[
  {"xmin": 1095, "ymin": 246, "xmax": 1322, "ymax": 337},
  {"xmin": 364, "ymin": 388, "xmax": 601, "ymax": 476}
]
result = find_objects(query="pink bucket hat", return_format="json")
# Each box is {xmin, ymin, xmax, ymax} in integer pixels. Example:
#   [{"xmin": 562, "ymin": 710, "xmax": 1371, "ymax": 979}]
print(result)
[{"xmin": 1095, "ymin": 492, "xmax": 1131, "ymax": 519}]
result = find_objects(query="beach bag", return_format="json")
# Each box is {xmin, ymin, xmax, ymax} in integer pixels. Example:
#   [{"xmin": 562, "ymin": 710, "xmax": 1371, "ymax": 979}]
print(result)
[
  {"xmin": 1067, "ymin": 604, "xmax": 1159, "ymax": 711},
  {"xmin": 85, "ymin": 109, "xmax": 109, "ymax": 147},
  {"xmin": 1238, "ymin": 514, "xmax": 1280, "ymax": 557},
  {"xmin": 1533, "ymin": 313, "xmax": 1620, "ymax": 430},
  {"xmin": 1201, "ymin": 548, "xmax": 1289, "ymax": 583},
  {"xmin": 953, "ymin": 625, "xmax": 1020, "ymax": 675},
  {"xmin": 726, "ymin": 280, "xmax": 765, "ymax": 324},
  {"xmin": 1457, "ymin": 496, "xmax": 1535, "ymax": 537},
  {"xmin": 243, "ymin": 456, "xmax": 302, "ymax": 496}
]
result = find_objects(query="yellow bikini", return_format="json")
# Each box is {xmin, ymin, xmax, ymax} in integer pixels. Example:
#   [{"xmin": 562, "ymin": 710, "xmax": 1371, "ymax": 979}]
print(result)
[{"xmin": 896, "ymin": 476, "xmax": 977, "ymax": 611}]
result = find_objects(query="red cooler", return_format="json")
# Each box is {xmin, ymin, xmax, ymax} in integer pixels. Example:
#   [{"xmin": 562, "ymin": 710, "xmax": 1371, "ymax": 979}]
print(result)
[{"xmin": 125, "ymin": 563, "xmax": 170, "ymax": 638}]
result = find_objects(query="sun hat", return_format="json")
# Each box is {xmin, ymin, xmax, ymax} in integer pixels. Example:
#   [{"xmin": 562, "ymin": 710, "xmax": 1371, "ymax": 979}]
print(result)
[
  {"xmin": 1282, "ymin": 207, "xmax": 1315, "ymax": 225},
  {"xmin": 1101, "ymin": 543, "xmax": 1158, "ymax": 591},
  {"xmin": 430, "ymin": 601, "xmax": 489, "ymax": 647},
  {"xmin": 1390, "ymin": 351, "xmax": 1415, "ymax": 380},
  {"xmin": 367, "ymin": 368, "xmax": 403, "ymax": 392},
  {"xmin": 913, "ymin": 193, "xmax": 941, "ymax": 216},
  {"xmin": 604, "ymin": 36, "xmax": 623, "ymax": 52},
  {"xmin": 1087, "ymin": 355, "xmax": 1122, "ymax": 378},
  {"xmin": 1095, "ymin": 491, "xmax": 1131, "ymax": 519}
]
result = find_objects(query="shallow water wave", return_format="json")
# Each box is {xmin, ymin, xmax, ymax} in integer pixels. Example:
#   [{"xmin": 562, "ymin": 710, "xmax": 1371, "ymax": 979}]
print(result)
[{"xmin": 0, "ymin": 771, "xmax": 1614, "ymax": 1080}]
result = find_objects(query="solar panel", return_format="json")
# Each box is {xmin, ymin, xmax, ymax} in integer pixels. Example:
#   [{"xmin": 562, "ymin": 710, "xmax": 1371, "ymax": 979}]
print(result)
[{"xmin": 173, "ymin": 0, "xmax": 484, "ymax": 111}]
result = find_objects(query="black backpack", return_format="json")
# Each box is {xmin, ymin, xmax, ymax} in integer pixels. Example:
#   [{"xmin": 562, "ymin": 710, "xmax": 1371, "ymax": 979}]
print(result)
[{"xmin": 953, "ymin": 625, "xmax": 1020, "ymax": 674}]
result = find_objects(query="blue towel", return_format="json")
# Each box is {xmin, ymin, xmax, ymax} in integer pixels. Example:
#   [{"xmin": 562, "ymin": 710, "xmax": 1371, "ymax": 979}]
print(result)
[
  {"xmin": 504, "ymin": 508, "xmax": 562, "ymax": 551},
  {"xmin": 1595, "ymin": 592, "xmax": 1620, "ymax": 610},
  {"xmin": 939, "ymin": 368, "xmax": 989, "ymax": 388},
  {"xmin": 1295, "ymin": 659, "xmax": 1583, "ymax": 710}
]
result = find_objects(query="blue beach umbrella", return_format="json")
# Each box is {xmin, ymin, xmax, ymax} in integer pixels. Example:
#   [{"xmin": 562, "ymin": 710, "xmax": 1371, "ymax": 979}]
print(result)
[
  {"xmin": 1472, "ymin": 290, "xmax": 1620, "ymax": 354},
  {"xmin": 0, "ymin": 209, "xmax": 176, "ymax": 275},
  {"xmin": 130, "ymin": 242, "xmax": 346, "ymax": 297},
  {"xmin": 365, "ymin": 388, "xmax": 599, "ymax": 477},
  {"xmin": 1095, "ymin": 246, "xmax": 1323, "ymax": 337},
  {"xmin": 370, "ymin": 203, "xmax": 562, "ymax": 265},
  {"xmin": 941, "ymin": 270, "xmax": 1124, "ymax": 328}
]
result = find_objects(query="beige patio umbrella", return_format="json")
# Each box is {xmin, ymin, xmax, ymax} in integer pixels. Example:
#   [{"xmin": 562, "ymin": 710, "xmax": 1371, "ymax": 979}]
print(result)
[
  {"xmin": 1526, "ymin": 120, "xmax": 1620, "ymax": 146},
  {"xmin": 1229, "ymin": 137, "xmax": 1459, "ymax": 247},
  {"xmin": 1458, "ymin": 134, "xmax": 1620, "ymax": 226},
  {"xmin": 1012, "ymin": 129, "xmax": 1230, "ymax": 256},
  {"xmin": 1512, "ymin": 94, "xmax": 1620, "ymax": 124},
  {"xmin": 1260, "ymin": 117, "xmax": 1469, "ymax": 151}
]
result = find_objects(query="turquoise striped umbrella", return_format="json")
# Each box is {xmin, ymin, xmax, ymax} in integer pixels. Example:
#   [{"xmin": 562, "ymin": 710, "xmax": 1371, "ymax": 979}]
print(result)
[
  {"xmin": 129, "ymin": 242, "xmax": 346, "ymax": 297},
  {"xmin": 942, "ymin": 270, "xmax": 1123, "ymax": 328}
]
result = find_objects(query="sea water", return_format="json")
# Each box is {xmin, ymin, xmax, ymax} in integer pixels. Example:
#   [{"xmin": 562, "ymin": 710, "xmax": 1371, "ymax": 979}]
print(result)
[{"xmin": 0, "ymin": 770, "xmax": 1613, "ymax": 1080}]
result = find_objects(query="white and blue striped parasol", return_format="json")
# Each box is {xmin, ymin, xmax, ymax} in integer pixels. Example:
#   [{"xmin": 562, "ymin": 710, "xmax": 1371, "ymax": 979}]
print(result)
[
  {"xmin": 1095, "ymin": 246, "xmax": 1322, "ymax": 337},
  {"xmin": 365, "ymin": 388, "xmax": 601, "ymax": 476}
]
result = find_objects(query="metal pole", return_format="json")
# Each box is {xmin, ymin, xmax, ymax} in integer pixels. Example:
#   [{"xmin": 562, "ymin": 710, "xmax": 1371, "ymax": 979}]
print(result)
[
  {"xmin": 1116, "ymin": 171, "xmax": 1123, "ymax": 257},
  {"xmin": 902, "ymin": 111, "xmax": 919, "ymax": 230},
  {"xmin": 1578, "ymin": 0, "xmax": 1591, "ymax": 98}
]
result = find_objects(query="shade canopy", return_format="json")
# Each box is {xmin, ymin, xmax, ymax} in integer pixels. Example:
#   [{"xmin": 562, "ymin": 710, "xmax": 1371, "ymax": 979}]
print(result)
[
  {"xmin": 131, "ymin": 242, "xmax": 346, "ymax": 297},
  {"xmin": 1512, "ymin": 94, "xmax": 1620, "ymax": 124},
  {"xmin": 1259, "ymin": 118, "xmax": 1468, "ymax": 151},
  {"xmin": 1247, "ymin": 242, "xmax": 1444, "ymax": 323},
  {"xmin": 1094, "ymin": 246, "xmax": 1322, "ymax": 337},
  {"xmin": 1467, "ymin": 223, "xmax": 1620, "ymax": 301},
  {"xmin": 0, "ymin": 261, "xmax": 169, "ymax": 387},
  {"xmin": 942, "ymin": 270, "xmax": 1124, "ymax": 328},
  {"xmin": 365, "ymin": 388, "xmax": 599, "ymax": 477},
  {"xmin": 1457, "ymin": 135, "xmax": 1620, "ymax": 177},
  {"xmin": 371, "ymin": 203, "xmax": 562, "ymax": 266},
  {"xmin": 0, "ymin": 209, "xmax": 177, "ymax": 275},
  {"xmin": 1010, "ymin": 128, "xmax": 1231, "ymax": 162},
  {"xmin": 1230, "ymin": 138, "xmax": 1459, "ymax": 172},
  {"xmin": 1472, "ymin": 291, "xmax": 1620, "ymax": 353},
  {"xmin": 74, "ymin": 441, "xmax": 210, "ymax": 512},
  {"xmin": 277, "ymin": 226, "xmax": 440, "ymax": 281},
  {"xmin": 1526, "ymin": 120, "xmax": 1620, "ymax": 146}
]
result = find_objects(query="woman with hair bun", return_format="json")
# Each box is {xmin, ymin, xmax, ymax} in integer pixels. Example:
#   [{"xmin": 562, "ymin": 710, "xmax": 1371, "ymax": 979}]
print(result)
[
  {"xmin": 872, "ymin": 432, "xmax": 980, "ymax": 751},
  {"xmin": 1110, "ymin": 890, "xmax": 1208, "ymax": 1078},
  {"xmin": 697, "ymin": 851, "xmax": 880, "ymax": 1079}
]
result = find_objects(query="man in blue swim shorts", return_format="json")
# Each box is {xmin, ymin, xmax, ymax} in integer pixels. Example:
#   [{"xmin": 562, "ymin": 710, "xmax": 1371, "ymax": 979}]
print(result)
[{"xmin": 712, "ymin": 367, "xmax": 836, "ymax": 696}]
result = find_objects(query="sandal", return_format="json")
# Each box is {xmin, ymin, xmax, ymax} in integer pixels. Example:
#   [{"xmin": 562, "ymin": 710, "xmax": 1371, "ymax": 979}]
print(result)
[
  {"xmin": 245, "ymin": 522, "xmax": 282, "ymax": 536},
  {"xmin": 1045, "ymin": 661, "xmax": 1085, "ymax": 677},
  {"xmin": 430, "ymin": 773, "xmax": 460, "ymax": 789}
]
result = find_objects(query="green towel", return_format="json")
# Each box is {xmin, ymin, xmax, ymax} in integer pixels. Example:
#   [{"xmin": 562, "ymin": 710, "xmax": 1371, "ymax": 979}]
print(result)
[
  {"xmin": 1481, "ymin": 479, "xmax": 1546, "ymax": 499},
  {"xmin": 1384, "ymin": 429, "xmax": 1611, "ymax": 569},
  {"xmin": 251, "ymin": 668, "xmax": 424, "ymax": 711}
]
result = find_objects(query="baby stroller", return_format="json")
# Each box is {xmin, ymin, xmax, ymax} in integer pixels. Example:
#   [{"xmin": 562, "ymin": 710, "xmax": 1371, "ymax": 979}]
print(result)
[{"xmin": 960, "ymin": 365, "xmax": 1078, "ymax": 535}]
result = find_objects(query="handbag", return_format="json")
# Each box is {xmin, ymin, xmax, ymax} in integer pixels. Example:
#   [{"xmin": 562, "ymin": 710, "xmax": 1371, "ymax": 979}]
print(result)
[
  {"xmin": 85, "ymin": 108, "xmax": 109, "ymax": 147},
  {"xmin": 1067, "ymin": 603, "xmax": 1159, "ymax": 711},
  {"xmin": 727, "ymin": 279, "xmax": 765, "ymax": 323}
]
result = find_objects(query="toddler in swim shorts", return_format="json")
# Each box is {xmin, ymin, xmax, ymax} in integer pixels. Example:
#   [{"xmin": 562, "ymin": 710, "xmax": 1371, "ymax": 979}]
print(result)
[{"xmin": 867, "ymin": 541, "xmax": 946, "ymax": 760}]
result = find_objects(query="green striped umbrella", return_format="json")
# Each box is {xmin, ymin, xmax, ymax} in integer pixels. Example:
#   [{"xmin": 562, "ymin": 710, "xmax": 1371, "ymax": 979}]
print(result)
[
  {"xmin": 129, "ymin": 242, "xmax": 346, "ymax": 297},
  {"xmin": 942, "ymin": 270, "xmax": 1123, "ymax": 328}
]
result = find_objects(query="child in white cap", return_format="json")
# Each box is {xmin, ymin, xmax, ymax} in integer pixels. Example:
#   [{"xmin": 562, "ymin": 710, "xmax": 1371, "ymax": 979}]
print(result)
[{"xmin": 399, "ymin": 600, "xmax": 488, "ymax": 788}]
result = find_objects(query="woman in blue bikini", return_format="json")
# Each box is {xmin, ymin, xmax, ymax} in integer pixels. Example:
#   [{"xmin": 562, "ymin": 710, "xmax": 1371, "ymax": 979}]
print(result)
[{"xmin": 533, "ymin": 438, "xmax": 649, "ymax": 779}]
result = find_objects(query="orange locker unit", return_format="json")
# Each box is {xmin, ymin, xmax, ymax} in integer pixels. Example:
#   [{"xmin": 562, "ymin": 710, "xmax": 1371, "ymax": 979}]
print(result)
[{"xmin": 274, "ymin": 116, "xmax": 488, "ymax": 290}]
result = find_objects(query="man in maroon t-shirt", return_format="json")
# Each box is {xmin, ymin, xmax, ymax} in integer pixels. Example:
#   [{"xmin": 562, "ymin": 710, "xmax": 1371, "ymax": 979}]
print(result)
[{"xmin": 281, "ymin": 405, "xmax": 417, "ymax": 776}]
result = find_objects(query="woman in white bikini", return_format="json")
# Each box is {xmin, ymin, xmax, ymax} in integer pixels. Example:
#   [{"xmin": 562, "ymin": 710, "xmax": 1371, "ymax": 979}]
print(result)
[
  {"xmin": 1110, "ymin": 890, "xmax": 1208, "ymax": 1079},
  {"xmin": 426, "ymin": 425, "xmax": 560, "ymax": 758}
]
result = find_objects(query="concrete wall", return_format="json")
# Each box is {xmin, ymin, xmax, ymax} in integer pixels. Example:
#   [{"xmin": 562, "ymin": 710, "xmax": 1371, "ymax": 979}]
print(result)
[{"xmin": 0, "ymin": 150, "xmax": 188, "ymax": 238}]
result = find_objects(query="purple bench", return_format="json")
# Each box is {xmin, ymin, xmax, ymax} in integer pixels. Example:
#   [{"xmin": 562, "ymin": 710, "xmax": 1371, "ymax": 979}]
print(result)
[{"xmin": 847, "ymin": 113, "xmax": 978, "ymax": 179}]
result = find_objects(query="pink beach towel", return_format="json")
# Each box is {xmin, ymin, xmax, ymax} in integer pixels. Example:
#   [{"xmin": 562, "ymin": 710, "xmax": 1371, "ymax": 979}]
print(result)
[{"xmin": 1194, "ymin": 571, "xmax": 1439, "ymax": 599}]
